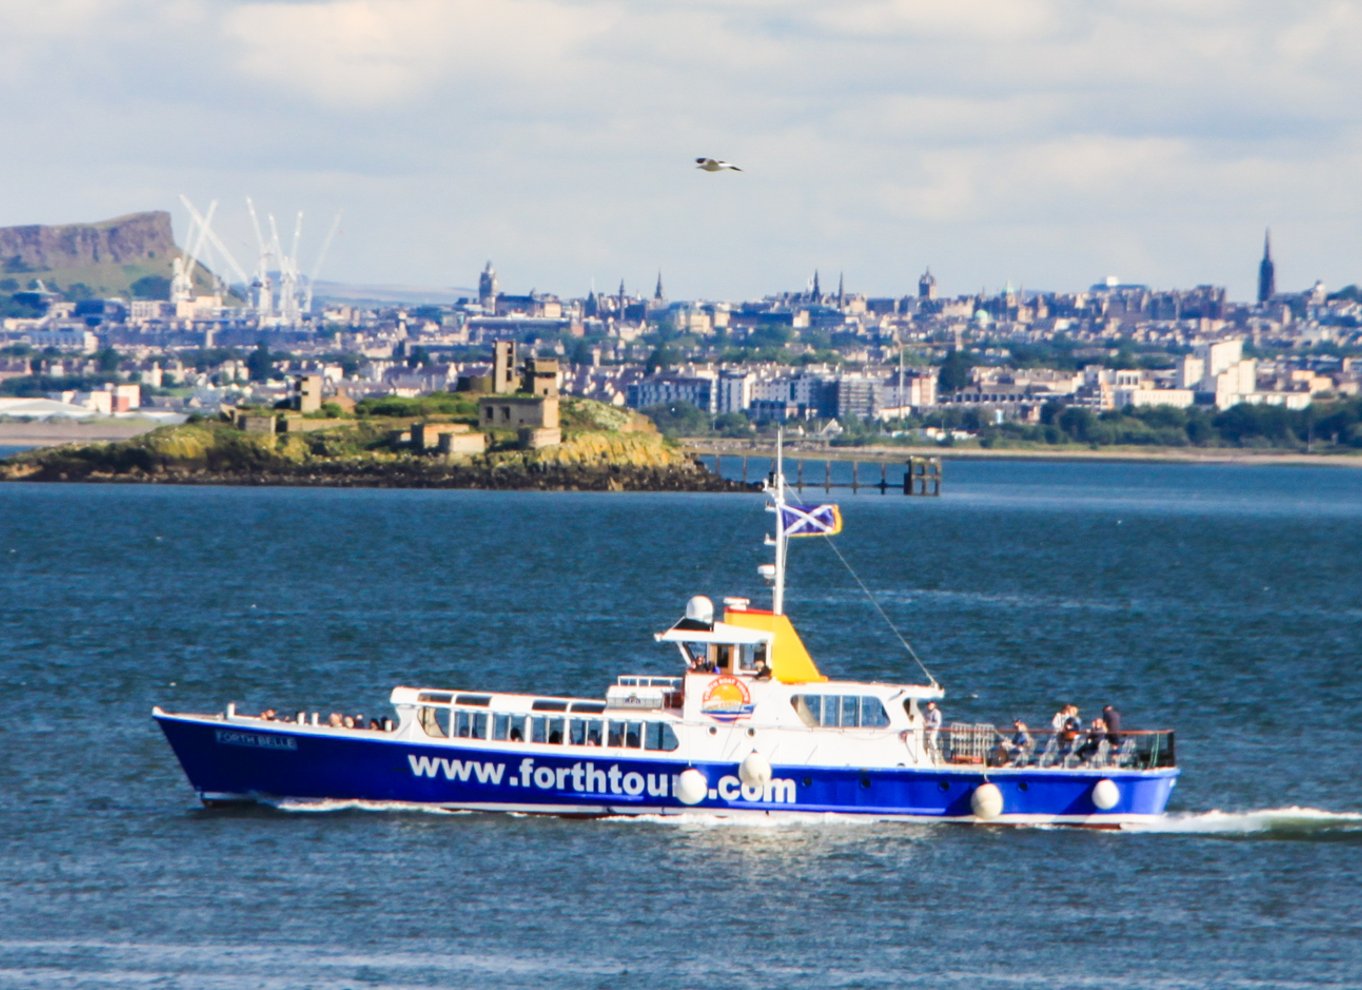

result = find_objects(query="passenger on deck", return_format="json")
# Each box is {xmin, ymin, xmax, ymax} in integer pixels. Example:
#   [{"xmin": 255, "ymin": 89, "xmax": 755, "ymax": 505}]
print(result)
[
  {"xmin": 327, "ymin": 712, "xmax": 343, "ymax": 728},
  {"xmin": 260, "ymin": 708, "xmax": 277, "ymax": 721},
  {"xmin": 1077, "ymin": 717, "xmax": 1107, "ymax": 764},
  {"xmin": 368, "ymin": 718, "xmax": 383, "ymax": 731},
  {"xmin": 924, "ymin": 701, "xmax": 943, "ymax": 761},
  {"xmin": 997, "ymin": 719, "xmax": 1032, "ymax": 765},
  {"xmin": 1101, "ymin": 704, "xmax": 1122, "ymax": 746}
]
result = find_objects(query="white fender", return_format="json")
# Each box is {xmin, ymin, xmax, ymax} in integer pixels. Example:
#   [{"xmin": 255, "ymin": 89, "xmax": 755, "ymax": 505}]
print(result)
[
  {"xmin": 1091, "ymin": 778, "xmax": 1120, "ymax": 811},
  {"xmin": 970, "ymin": 782, "xmax": 1004, "ymax": 820},
  {"xmin": 738, "ymin": 751, "xmax": 772, "ymax": 790},
  {"xmin": 676, "ymin": 768, "xmax": 708, "ymax": 806}
]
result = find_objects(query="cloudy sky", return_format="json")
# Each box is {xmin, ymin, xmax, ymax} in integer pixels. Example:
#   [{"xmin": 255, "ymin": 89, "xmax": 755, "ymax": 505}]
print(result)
[{"xmin": 3, "ymin": 0, "xmax": 1360, "ymax": 303}]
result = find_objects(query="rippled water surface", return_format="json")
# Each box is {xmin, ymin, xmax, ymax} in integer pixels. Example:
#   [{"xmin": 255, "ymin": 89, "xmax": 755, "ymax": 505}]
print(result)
[{"xmin": 2, "ymin": 459, "xmax": 1360, "ymax": 988}]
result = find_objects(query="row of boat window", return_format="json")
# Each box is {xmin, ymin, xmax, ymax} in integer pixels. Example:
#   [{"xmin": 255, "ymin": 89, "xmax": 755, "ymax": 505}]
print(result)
[
  {"xmin": 419, "ymin": 707, "xmax": 680, "ymax": 752},
  {"xmin": 791, "ymin": 694, "xmax": 891, "ymax": 729}
]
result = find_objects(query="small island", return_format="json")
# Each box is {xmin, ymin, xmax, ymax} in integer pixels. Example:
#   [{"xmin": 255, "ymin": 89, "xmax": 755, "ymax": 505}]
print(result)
[{"xmin": 0, "ymin": 354, "xmax": 749, "ymax": 492}]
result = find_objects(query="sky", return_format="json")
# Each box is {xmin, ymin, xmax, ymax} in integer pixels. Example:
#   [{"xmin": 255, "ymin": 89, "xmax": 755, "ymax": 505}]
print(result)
[{"xmin": 3, "ymin": 0, "xmax": 1360, "ymax": 304}]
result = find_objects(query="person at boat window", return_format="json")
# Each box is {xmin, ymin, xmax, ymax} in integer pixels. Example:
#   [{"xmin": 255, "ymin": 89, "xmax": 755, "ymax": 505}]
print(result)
[
  {"xmin": 1101, "ymin": 704, "xmax": 1122, "ymax": 746},
  {"xmin": 754, "ymin": 659, "xmax": 772, "ymax": 680},
  {"xmin": 924, "ymin": 701, "xmax": 943, "ymax": 761},
  {"xmin": 1077, "ymin": 717, "xmax": 1107, "ymax": 765},
  {"xmin": 509, "ymin": 727, "xmax": 523, "ymax": 741}
]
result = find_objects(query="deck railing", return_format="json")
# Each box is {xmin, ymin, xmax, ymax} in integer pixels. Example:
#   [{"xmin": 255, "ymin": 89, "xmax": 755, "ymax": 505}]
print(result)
[{"xmin": 935, "ymin": 724, "xmax": 1176, "ymax": 770}]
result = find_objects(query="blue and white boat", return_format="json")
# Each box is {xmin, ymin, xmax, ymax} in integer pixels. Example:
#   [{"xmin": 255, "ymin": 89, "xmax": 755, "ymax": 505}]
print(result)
[{"xmin": 154, "ymin": 448, "xmax": 1179, "ymax": 826}]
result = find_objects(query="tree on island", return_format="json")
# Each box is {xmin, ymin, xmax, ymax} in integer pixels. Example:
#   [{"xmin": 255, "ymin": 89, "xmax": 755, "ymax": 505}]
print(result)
[{"xmin": 246, "ymin": 342, "xmax": 274, "ymax": 382}]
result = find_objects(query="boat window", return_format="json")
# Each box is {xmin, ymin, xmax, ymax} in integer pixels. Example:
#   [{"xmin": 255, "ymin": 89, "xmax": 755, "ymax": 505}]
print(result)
[
  {"xmin": 606, "ymin": 721, "xmax": 624, "ymax": 747},
  {"xmin": 860, "ymin": 698, "xmax": 890, "ymax": 728},
  {"xmin": 644, "ymin": 722, "xmax": 678, "ymax": 751},
  {"xmin": 623, "ymin": 720, "xmax": 643, "ymax": 748},
  {"xmin": 734, "ymin": 643, "xmax": 767, "ymax": 674},
  {"xmin": 569, "ymin": 717, "xmax": 589, "ymax": 746},
  {"xmin": 456, "ymin": 694, "xmax": 492, "ymax": 707},
  {"xmin": 418, "ymin": 706, "xmax": 450, "ymax": 738},
  {"xmin": 531, "ymin": 699, "xmax": 569, "ymax": 712},
  {"xmin": 792, "ymin": 695, "xmax": 819, "ymax": 728},
  {"xmin": 418, "ymin": 691, "xmax": 453, "ymax": 705},
  {"xmin": 530, "ymin": 716, "xmax": 565, "ymax": 744},
  {"xmin": 791, "ymin": 694, "xmax": 891, "ymax": 729},
  {"xmin": 842, "ymin": 696, "xmax": 859, "ymax": 727},
  {"xmin": 453, "ymin": 709, "xmax": 488, "ymax": 739},
  {"xmin": 493, "ymin": 713, "xmax": 527, "ymax": 742},
  {"xmin": 569, "ymin": 701, "xmax": 607, "ymax": 714}
]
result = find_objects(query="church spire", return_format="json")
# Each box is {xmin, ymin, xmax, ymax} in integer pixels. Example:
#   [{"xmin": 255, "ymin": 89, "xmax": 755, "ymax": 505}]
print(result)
[{"xmin": 1257, "ymin": 228, "xmax": 1276, "ymax": 304}]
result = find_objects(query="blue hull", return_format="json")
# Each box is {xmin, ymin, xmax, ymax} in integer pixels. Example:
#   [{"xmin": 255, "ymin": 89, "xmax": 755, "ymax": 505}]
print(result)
[{"xmin": 156, "ymin": 714, "xmax": 1178, "ymax": 823}]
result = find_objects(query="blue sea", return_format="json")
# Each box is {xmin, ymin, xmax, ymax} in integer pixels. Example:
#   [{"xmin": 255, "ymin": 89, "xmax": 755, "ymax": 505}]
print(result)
[{"xmin": 1, "ymin": 459, "xmax": 1360, "ymax": 989}]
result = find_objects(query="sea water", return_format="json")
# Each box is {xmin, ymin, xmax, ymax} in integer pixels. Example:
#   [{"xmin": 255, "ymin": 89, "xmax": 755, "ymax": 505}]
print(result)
[{"xmin": 1, "ymin": 460, "xmax": 1359, "ymax": 989}]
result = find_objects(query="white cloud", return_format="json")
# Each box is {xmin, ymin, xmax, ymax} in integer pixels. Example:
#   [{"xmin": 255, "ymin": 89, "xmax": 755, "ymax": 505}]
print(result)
[{"xmin": 1, "ymin": 0, "xmax": 1360, "ymax": 298}]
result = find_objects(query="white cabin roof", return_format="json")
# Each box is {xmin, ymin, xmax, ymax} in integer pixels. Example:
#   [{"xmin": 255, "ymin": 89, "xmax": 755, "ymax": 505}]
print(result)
[{"xmin": 654, "ymin": 621, "xmax": 773, "ymax": 646}]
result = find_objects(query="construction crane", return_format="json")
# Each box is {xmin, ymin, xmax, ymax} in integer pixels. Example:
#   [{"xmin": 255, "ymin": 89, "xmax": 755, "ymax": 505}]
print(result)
[
  {"xmin": 178, "ymin": 194, "xmax": 252, "ymax": 294},
  {"xmin": 303, "ymin": 212, "xmax": 342, "ymax": 314},
  {"xmin": 171, "ymin": 198, "xmax": 216, "ymax": 305}
]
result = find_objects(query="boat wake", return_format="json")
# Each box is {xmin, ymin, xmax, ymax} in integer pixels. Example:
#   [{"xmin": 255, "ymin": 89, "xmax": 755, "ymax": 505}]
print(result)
[
  {"xmin": 1122, "ymin": 806, "xmax": 1362, "ymax": 839},
  {"xmin": 265, "ymin": 798, "xmax": 470, "ymax": 816}
]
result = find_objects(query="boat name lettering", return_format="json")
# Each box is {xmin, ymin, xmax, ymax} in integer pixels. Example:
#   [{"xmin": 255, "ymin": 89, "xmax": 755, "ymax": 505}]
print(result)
[
  {"xmin": 407, "ymin": 753, "xmax": 797, "ymax": 805},
  {"xmin": 215, "ymin": 729, "xmax": 297, "ymax": 750}
]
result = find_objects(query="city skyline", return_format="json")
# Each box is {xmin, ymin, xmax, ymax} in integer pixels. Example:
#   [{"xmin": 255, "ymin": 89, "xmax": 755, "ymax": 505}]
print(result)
[{"xmin": 3, "ymin": 2, "xmax": 1360, "ymax": 303}]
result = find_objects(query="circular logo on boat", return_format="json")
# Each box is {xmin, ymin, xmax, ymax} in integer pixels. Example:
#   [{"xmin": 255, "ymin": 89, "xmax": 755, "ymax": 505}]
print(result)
[{"xmin": 701, "ymin": 674, "xmax": 754, "ymax": 722}]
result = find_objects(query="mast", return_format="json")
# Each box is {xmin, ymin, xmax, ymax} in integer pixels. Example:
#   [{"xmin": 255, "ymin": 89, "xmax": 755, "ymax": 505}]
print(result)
[{"xmin": 770, "ymin": 430, "xmax": 789, "ymax": 615}]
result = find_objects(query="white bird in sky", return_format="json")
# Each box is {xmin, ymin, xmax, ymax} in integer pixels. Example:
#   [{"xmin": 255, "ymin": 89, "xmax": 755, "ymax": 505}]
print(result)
[{"xmin": 695, "ymin": 157, "xmax": 742, "ymax": 172}]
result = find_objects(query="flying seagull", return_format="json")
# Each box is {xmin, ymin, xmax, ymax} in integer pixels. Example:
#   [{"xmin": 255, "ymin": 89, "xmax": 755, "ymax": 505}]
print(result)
[{"xmin": 695, "ymin": 157, "xmax": 742, "ymax": 172}]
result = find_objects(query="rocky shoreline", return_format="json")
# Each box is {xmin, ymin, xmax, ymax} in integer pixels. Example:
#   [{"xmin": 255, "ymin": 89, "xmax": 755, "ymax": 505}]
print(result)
[
  {"xmin": 0, "ymin": 422, "xmax": 755, "ymax": 492},
  {"xmin": 10, "ymin": 460, "xmax": 753, "ymax": 492}
]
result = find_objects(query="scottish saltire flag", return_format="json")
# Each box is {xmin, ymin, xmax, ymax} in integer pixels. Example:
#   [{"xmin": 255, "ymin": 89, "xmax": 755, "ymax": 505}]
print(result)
[{"xmin": 780, "ymin": 502, "xmax": 843, "ymax": 538}]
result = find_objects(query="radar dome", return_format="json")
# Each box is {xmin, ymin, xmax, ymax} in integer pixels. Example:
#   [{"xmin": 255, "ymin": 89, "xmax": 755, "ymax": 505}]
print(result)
[{"xmin": 685, "ymin": 595, "xmax": 714, "ymax": 626}]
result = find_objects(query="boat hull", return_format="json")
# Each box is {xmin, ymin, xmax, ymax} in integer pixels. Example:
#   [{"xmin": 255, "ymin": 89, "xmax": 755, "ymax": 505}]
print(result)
[{"xmin": 155, "ymin": 712, "xmax": 1178, "ymax": 826}]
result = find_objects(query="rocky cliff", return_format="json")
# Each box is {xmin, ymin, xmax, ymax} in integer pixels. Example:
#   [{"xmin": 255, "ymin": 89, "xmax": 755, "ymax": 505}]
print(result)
[{"xmin": 0, "ymin": 211, "xmax": 177, "ymax": 272}]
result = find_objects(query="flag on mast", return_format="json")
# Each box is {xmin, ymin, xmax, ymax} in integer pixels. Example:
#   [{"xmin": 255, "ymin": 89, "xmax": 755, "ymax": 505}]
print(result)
[{"xmin": 780, "ymin": 502, "xmax": 842, "ymax": 538}]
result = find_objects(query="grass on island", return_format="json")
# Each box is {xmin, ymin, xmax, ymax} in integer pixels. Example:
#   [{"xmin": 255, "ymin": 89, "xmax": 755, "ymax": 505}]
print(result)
[{"xmin": 0, "ymin": 395, "xmax": 691, "ymax": 480}]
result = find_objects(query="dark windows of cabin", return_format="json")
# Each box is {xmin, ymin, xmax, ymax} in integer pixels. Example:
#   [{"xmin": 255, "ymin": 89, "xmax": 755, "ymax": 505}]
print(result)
[
  {"xmin": 422, "ymin": 705, "xmax": 678, "ymax": 751},
  {"xmin": 790, "ymin": 694, "xmax": 891, "ymax": 729},
  {"xmin": 682, "ymin": 641, "xmax": 769, "ymax": 673}
]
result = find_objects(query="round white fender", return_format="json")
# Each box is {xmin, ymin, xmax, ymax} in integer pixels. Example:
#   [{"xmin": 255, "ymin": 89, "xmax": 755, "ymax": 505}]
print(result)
[
  {"xmin": 971, "ymin": 782, "xmax": 1004, "ymax": 820},
  {"xmin": 1091, "ymin": 778, "xmax": 1120, "ymax": 811},
  {"xmin": 738, "ymin": 751, "xmax": 772, "ymax": 790},
  {"xmin": 676, "ymin": 768, "xmax": 708, "ymax": 806}
]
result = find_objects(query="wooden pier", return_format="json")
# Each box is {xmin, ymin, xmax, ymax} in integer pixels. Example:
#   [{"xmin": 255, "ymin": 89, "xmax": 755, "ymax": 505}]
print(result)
[{"xmin": 701, "ymin": 453, "xmax": 942, "ymax": 496}]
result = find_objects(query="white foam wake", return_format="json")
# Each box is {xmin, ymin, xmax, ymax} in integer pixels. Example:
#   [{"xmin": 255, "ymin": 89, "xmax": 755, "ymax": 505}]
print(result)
[
  {"xmin": 1123, "ymin": 806, "xmax": 1362, "ymax": 836},
  {"xmin": 266, "ymin": 797, "xmax": 469, "ymax": 815}
]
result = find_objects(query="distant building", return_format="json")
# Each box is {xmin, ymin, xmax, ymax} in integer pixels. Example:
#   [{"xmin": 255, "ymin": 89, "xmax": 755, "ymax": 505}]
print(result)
[
  {"xmin": 1257, "ymin": 230, "xmax": 1276, "ymax": 304},
  {"xmin": 479, "ymin": 261, "xmax": 498, "ymax": 311}
]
